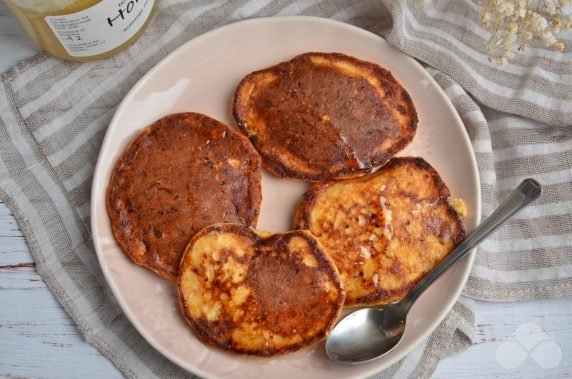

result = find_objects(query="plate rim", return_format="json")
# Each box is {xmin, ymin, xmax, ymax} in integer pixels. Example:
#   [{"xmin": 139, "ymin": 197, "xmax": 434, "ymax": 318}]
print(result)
[{"xmin": 91, "ymin": 15, "xmax": 482, "ymax": 379}]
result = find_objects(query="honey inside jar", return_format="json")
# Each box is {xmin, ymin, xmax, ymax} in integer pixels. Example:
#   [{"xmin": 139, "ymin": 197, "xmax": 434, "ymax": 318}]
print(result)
[{"xmin": 3, "ymin": 0, "xmax": 156, "ymax": 62}]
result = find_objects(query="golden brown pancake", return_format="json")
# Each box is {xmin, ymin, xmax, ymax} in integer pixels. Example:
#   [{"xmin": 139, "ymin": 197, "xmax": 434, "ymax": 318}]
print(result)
[
  {"xmin": 294, "ymin": 157, "xmax": 465, "ymax": 307},
  {"xmin": 233, "ymin": 52, "xmax": 418, "ymax": 181},
  {"xmin": 107, "ymin": 113, "xmax": 262, "ymax": 281},
  {"xmin": 178, "ymin": 224, "xmax": 345, "ymax": 356}
]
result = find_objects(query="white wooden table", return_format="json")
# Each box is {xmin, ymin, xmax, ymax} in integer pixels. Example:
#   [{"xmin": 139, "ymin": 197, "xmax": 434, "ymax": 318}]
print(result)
[{"xmin": 1, "ymin": 3, "xmax": 570, "ymax": 378}]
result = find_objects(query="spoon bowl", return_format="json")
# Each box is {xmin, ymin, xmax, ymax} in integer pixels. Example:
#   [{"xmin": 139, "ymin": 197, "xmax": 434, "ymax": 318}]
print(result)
[
  {"xmin": 326, "ymin": 303, "xmax": 406, "ymax": 364},
  {"xmin": 326, "ymin": 178, "xmax": 542, "ymax": 364}
]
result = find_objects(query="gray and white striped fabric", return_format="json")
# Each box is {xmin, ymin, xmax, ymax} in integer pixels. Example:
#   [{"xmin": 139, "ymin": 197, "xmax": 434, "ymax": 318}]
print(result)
[
  {"xmin": 0, "ymin": 0, "xmax": 570, "ymax": 378},
  {"xmin": 379, "ymin": 0, "xmax": 572, "ymax": 300}
]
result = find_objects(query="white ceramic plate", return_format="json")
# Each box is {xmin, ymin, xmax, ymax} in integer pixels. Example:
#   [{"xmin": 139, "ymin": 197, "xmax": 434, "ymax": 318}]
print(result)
[{"xmin": 91, "ymin": 17, "xmax": 481, "ymax": 379}]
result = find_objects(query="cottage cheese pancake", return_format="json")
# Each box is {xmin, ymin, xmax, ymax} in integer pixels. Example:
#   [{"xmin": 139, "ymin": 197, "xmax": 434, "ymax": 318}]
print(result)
[
  {"xmin": 295, "ymin": 157, "xmax": 465, "ymax": 307},
  {"xmin": 233, "ymin": 52, "xmax": 418, "ymax": 180},
  {"xmin": 107, "ymin": 113, "xmax": 262, "ymax": 280},
  {"xmin": 178, "ymin": 224, "xmax": 345, "ymax": 356}
]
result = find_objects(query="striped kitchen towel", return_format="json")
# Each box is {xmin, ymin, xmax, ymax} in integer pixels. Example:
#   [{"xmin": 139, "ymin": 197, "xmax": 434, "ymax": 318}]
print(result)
[
  {"xmin": 379, "ymin": 0, "xmax": 572, "ymax": 300},
  {"xmin": 0, "ymin": 0, "xmax": 570, "ymax": 378}
]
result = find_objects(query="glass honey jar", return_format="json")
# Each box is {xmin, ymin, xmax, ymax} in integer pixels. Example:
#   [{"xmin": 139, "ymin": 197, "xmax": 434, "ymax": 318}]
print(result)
[{"xmin": 3, "ymin": 0, "xmax": 156, "ymax": 62}]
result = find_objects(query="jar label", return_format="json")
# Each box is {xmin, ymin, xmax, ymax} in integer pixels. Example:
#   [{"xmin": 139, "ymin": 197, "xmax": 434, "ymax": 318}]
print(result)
[{"xmin": 45, "ymin": 0, "xmax": 155, "ymax": 58}]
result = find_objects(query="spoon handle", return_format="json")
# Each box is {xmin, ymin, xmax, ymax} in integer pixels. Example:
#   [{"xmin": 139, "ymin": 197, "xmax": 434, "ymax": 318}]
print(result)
[{"xmin": 402, "ymin": 178, "xmax": 542, "ymax": 309}]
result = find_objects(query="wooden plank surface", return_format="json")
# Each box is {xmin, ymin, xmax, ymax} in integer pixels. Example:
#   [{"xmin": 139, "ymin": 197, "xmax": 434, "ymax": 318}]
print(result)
[
  {"xmin": 0, "ymin": 202, "xmax": 122, "ymax": 378},
  {"xmin": 0, "ymin": 2, "xmax": 570, "ymax": 378}
]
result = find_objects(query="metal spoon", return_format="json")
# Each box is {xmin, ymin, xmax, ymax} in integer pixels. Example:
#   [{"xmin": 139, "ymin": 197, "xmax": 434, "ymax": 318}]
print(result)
[{"xmin": 325, "ymin": 178, "xmax": 542, "ymax": 364}]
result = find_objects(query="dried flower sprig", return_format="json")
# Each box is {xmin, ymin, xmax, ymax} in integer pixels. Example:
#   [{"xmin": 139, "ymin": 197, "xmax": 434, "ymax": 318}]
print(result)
[
  {"xmin": 480, "ymin": 0, "xmax": 572, "ymax": 65},
  {"xmin": 415, "ymin": 0, "xmax": 571, "ymax": 63}
]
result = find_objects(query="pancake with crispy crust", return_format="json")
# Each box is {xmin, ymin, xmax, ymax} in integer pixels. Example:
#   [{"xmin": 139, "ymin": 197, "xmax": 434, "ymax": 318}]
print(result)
[
  {"xmin": 178, "ymin": 224, "xmax": 345, "ymax": 356},
  {"xmin": 107, "ymin": 113, "xmax": 262, "ymax": 281},
  {"xmin": 294, "ymin": 157, "xmax": 465, "ymax": 307},
  {"xmin": 232, "ymin": 52, "xmax": 418, "ymax": 181}
]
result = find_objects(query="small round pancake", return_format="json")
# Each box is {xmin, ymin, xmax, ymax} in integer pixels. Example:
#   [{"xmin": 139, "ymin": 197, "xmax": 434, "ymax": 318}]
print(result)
[
  {"xmin": 233, "ymin": 52, "xmax": 418, "ymax": 181},
  {"xmin": 178, "ymin": 224, "xmax": 345, "ymax": 356},
  {"xmin": 295, "ymin": 157, "xmax": 465, "ymax": 307},
  {"xmin": 107, "ymin": 113, "xmax": 262, "ymax": 280}
]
